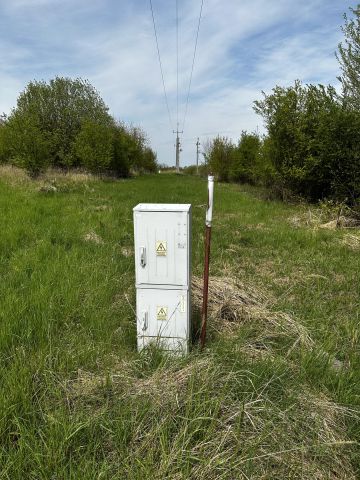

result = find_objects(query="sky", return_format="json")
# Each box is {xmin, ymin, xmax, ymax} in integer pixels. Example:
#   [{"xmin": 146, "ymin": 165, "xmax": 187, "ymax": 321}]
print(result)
[{"xmin": 0, "ymin": 0, "xmax": 350, "ymax": 166}]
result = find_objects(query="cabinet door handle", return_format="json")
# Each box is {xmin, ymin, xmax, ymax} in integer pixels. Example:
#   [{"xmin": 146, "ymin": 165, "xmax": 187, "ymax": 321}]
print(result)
[
  {"xmin": 140, "ymin": 247, "xmax": 146, "ymax": 268},
  {"xmin": 142, "ymin": 311, "xmax": 148, "ymax": 331}
]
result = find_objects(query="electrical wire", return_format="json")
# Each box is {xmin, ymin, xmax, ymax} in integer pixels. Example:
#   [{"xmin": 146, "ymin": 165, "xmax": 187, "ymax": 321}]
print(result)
[
  {"xmin": 176, "ymin": 0, "xmax": 179, "ymax": 130},
  {"xmin": 182, "ymin": 0, "xmax": 204, "ymax": 132},
  {"xmin": 149, "ymin": 0, "xmax": 174, "ymax": 130}
]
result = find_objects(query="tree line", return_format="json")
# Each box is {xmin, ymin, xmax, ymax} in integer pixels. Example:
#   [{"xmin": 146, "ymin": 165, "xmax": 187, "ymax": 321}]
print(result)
[
  {"xmin": 0, "ymin": 77, "xmax": 158, "ymax": 177},
  {"xmin": 196, "ymin": 6, "xmax": 360, "ymax": 207}
]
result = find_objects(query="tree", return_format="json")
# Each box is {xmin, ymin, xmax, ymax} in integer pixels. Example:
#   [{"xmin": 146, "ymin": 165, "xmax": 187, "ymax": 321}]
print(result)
[
  {"xmin": 126, "ymin": 126, "xmax": 149, "ymax": 172},
  {"xmin": 74, "ymin": 121, "xmax": 113, "ymax": 173},
  {"xmin": 8, "ymin": 77, "xmax": 114, "ymax": 167},
  {"xmin": 337, "ymin": 6, "xmax": 360, "ymax": 109},
  {"xmin": 254, "ymin": 81, "xmax": 360, "ymax": 203},
  {"xmin": 229, "ymin": 131, "xmax": 261, "ymax": 184},
  {"xmin": 141, "ymin": 147, "xmax": 158, "ymax": 173},
  {"xmin": 5, "ymin": 112, "xmax": 51, "ymax": 177},
  {"xmin": 207, "ymin": 136, "xmax": 234, "ymax": 182},
  {"xmin": 0, "ymin": 118, "xmax": 9, "ymax": 164},
  {"xmin": 110, "ymin": 124, "xmax": 132, "ymax": 177}
]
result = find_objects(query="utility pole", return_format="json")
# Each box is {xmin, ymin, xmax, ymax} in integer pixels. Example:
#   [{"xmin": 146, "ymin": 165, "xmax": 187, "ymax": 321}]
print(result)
[
  {"xmin": 174, "ymin": 127, "xmax": 183, "ymax": 172},
  {"xmin": 196, "ymin": 137, "xmax": 200, "ymax": 175}
]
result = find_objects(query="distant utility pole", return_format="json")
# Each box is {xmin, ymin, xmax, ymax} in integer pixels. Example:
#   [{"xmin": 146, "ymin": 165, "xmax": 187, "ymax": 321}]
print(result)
[
  {"xmin": 196, "ymin": 137, "xmax": 200, "ymax": 174},
  {"xmin": 174, "ymin": 127, "xmax": 183, "ymax": 173}
]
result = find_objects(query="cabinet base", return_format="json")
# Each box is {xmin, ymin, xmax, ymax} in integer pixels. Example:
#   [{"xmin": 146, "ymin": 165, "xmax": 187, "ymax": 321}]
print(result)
[{"xmin": 137, "ymin": 336, "xmax": 188, "ymax": 354}]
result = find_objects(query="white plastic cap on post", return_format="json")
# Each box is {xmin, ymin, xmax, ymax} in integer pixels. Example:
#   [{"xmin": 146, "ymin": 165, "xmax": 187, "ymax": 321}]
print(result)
[{"xmin": 206, "ymin": 175, "xmax": 214, "ymax": 227}]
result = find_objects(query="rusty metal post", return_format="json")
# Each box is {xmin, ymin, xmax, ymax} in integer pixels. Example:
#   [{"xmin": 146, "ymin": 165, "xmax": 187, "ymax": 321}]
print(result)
[{"xmin": 200, "ymin": 175, "xmax": 214, "ymax": 349}]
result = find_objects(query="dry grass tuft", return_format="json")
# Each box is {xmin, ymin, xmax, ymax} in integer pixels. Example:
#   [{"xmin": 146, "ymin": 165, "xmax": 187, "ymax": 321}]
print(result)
[
  {"xmin": 121, "ymin": 246, "xmax": 133, "ymax": 257},
  {"xmin": 65, "ymin": 356, "xmax": 358, "ymax": 479},
  {"xmin": 41, "ymin": 168, "xmax": 97, "ymax": 183},
  {"xmin": 83, "ymin": 231, "xmax": 104, "ymax": 245},
  {"xmin": 0, "ymin": 165, "xmax": 30, "ymax": 185},
  {"xmin": 341, "ymin": 233, "xmax": 360, "ymax": 250},
  {"xmin": 192, "ymin": 275, "xmax": 313, "ymax": 349},
  {"xmin": 290, "ymin": 207, "xmax": 359, "ymax": 230},
  {"xmin": 64, "ymin": 336, "xmax": 357, "ymax": 479},
  {"xmin": 67, "ymin": 357, "xmax": 212, "ymax": 407},
  {"xmin": 319, "ymin": 216, "xmax": 359, "ymax": 230},
  {"xmin": 0, "ymin": 165, "xmax": 99, "ymax": 195},
  {"xmin": 94, "ymin": 204, "xmax": 111, "ymax": 212}
]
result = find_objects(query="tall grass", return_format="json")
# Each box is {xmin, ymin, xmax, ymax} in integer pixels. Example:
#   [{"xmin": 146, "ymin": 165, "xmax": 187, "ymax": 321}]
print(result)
[{"xmin": 0, "ymin": 168, "xmax": 359, "ymax": 478}]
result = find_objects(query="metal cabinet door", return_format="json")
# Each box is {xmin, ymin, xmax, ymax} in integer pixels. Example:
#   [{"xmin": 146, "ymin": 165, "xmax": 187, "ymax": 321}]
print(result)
[
  {"xmin": 134, "ymin": 211, "xmax": 189, "ymax": 286},
  {"xmin": 136, "ymin": 288, "xmax": 189, "ymax": 340}
]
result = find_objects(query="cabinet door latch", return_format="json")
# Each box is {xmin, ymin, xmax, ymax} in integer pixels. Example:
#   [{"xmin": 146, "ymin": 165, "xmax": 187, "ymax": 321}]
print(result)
[
  {"xmin": 140, "ymin": 247, "xmax": 146, "ymax": 268},
  {"xmin": 141, "ymin": 311, "xmax": 148, "ymax": 331}
]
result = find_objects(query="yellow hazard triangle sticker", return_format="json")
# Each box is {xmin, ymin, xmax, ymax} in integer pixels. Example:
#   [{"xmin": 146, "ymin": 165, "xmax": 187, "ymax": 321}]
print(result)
[
  {"xmin": 157, "ymin": 306, "xmax": 168, "ymax": 320},
  {"xmin": 156, "ymin": 241, "xmax": 167, "ymax": 256}
]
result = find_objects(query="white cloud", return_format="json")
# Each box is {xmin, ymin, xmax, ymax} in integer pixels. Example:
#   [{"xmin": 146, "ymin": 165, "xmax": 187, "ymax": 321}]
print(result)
[{"xmin": 0, "ymin": 0, "xmax": 346, "ymax": 164}]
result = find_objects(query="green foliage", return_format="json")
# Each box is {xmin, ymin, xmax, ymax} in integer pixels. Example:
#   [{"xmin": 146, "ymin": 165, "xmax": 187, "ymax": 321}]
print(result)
[
  {"xmin": 254, "ymin": 81, "xmax": 360, "ymax": 204},
  {"xmin": 11, "ymin": 77, "xmax": 114, "ymax": 167},
  {"xmin": 207, "ymin": 136, "xmax": 235, "ymax": 182},
  {"xmin": 0, "ymin": 77, "xmax": 157, "ymax": 177},
  {"xmin": 182, "ymin": 165, "xmax": 198, "ymax": 175},
  {"xmin": 110, "ymin": 124, "xmax": 158, "ymax": 176},
  {"xmin": 141, "ymin": 147, "xmax": 158, "ymax": 173},
  {"xmin": 4, "ymin": 112, "xmax": 51, "ymax": 177},
  {"xmin": 337, "ymin": 6, "xmax": 360, "ymax": 109},
  {"xmin": 205, "ymin": 133, "xmax": 262, "ymax": 184},
  {"xmin": 74, "ymin": 121, "xmax": 113, "ymax": 173},
  {"xmin": 110, "ymin": 124, "xmax": 132, "ymax": 177},
  {"xmin": 182, "ymin": 164, "xmax": 208, "ymax": 177},
  {"xmin": 229, "ymin": 131, "xmax": 261, "ymax": 184},
  {"xmin": 0, "ymin": 120, "xmax": 10, "ymax": 164}
]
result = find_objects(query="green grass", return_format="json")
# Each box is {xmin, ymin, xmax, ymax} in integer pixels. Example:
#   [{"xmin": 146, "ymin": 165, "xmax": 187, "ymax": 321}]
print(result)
[{"xmin": 0, "ymin": 168, "xmax": 359, "ymax": 479}]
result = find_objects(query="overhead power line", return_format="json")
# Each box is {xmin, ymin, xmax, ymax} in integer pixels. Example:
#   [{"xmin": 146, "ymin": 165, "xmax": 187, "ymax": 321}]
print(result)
[
  {"xmin": 149, "ymin": 0, "xmax": 173, "ymax": 130},
  {"xmin": 182, "ymin": 0, "xmax": 204, "ymax": 132},
  {"xmin": 176, "ymin": 0, "xmax": 179, "ymax": 129}
]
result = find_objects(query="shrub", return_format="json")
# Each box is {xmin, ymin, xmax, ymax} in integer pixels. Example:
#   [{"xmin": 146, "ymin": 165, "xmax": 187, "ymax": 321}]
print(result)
[
  {"xmin": 141, "ymin": 147, "xmax": 158, "ymax": 173},
  {"xmin": 254, "ymin": 82, "xmax": 360, "ymax": 204},
  {"xmin": 9, "ymin": 77, "xmax": 114, "ymax": 168},
  {"xmin": 183, "ymin": 165, "xmax": 198, "ymax": 175},
  {"xmin": 229, "ymin": 132, "xmax": 261, "ymax": 184},
  {"xmin": 5, "ymin": 112, "xmax": 50, "ymax": 177},
  {"xmin": 207, "ymin": 136, "xmax": 234, "ymax": 182},
  {"xmin": 73, "ymin": 121, "xmax": 113, "ymax": 173},
  {"xmin": 0, "ymin": 78, "xmax": 158, "ymax": 178}
]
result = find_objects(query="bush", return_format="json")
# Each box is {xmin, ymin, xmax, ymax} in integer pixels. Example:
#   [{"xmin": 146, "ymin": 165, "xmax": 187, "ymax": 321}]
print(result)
[
  {"xmin": 0, "ymin": 78, "xmax": 158, "ymax": 178},
  {"xmin": 10, "ymin": 77, "xmax": 114, "ymax": 168},
  {"xmin": 207, "ymin": 136, "xmax": 234, "ymax": 182},
  {"xmin": 182, "ymin": 165, "xmax": 198, "ymax": 175},
  {"xmin": 110, "ymin": 125, "xmax": 131, "ymax": 177},
  {"xmin": 110, "ymin": 124, "xmax": 157, "ymax": 176},
  {"xmin": 74, "ymin": 121, "xmax": 113, "ymax": 173},
  {"xmin": 141, "ymin": 147, "xmax": 158, "ymax": 173},
  {"xmin": 229, "ymin": 132, "xmax": 261, "ymax": 184},
  {"xmin": 254, "ymin": 82, "xmax": 360, "ymax": 204},
  {"xmin": 204, "ymin": 133, "xmax": 263, "ymax": 184},
  {"xmin": 4, "ymin": 112, "xmax": 50, "ymax": 177},
  {"xmin": 0, "ymin": 121, "xmax": 10, "ymax": 164}
]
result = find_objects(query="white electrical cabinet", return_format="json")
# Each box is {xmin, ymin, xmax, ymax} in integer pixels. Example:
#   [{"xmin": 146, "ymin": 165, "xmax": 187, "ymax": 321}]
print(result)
[{"xmin": 133, "ymin": 204, "xmax": 191, "ymax": 353}]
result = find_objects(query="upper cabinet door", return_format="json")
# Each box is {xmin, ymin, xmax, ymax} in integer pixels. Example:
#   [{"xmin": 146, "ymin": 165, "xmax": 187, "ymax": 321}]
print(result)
[{"xmin": 134, "ymin": 210, "xmax": 190, "ymax": 287}]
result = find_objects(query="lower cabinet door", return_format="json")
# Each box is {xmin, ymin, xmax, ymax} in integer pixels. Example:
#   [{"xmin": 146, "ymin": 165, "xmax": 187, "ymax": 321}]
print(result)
[{"xmin": 136, "ymin": 287, "xmax": 189, "ymax": 344}]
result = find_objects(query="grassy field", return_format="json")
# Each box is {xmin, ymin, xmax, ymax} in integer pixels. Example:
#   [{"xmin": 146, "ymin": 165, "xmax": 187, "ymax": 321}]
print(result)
[{"xmin": 0, "ymin": 166, "xmax": 359, "ymax": 479}]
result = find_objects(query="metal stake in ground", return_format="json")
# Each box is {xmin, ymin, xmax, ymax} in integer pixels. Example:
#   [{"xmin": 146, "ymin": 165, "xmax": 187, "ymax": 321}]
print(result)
[{"xmin": 200, "ymin": 174, "xmax": 214, "ymax": 349}]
